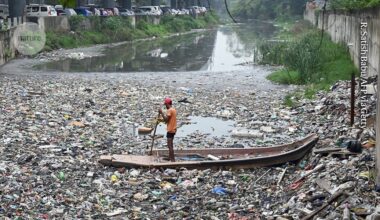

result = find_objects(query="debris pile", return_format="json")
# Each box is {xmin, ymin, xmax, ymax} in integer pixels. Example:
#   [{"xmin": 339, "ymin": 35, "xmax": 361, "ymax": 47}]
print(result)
[{"xmin": 0, "ymin": 73, "xmax": 378, "ymax": 218}]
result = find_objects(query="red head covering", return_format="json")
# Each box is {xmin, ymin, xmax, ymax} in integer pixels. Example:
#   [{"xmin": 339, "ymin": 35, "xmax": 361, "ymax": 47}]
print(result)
[{"xmin": 164, "ymin": 97, "xmax": 172, "ymax": 105}]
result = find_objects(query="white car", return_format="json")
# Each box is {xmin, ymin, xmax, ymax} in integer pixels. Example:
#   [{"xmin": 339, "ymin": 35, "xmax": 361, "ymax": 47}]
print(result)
[
  {"xmin": 55, "ymin": 5, "xmax": 63, "ymax": 10},
  {"xmin": 0, "ymin": 4, "xmax": 9, "ymax": 19},
  {"xmin": 134, "ymin": 9, "xmax": 149, "ymax": 16},
  {"xmin": 189, "ymin": 6, "xmax": 201, "ymax": 14},
  {"xmin": 138, "ymin": 6, "xmax": 162, "ymax": 16},
  {"xmin": 120, "ymin": 9, "xmax": 134, "ymax": 16},
  {"xmin": 26, "ymin": 4, "xmax": 57, "ymax": 17},
  {"xmin": 64, "ymin": 8, "xmax": 77, "ymax": 16}
]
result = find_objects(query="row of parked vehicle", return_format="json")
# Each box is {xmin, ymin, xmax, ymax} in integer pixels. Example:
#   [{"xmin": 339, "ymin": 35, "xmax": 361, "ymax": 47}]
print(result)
[{"xmin": 15, "ymin": 4, "xmax": 208, "ymax": 18}]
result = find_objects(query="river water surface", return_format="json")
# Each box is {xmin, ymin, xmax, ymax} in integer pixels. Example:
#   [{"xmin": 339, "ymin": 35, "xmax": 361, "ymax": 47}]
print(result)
[{"xmin": 35, "ymin": 23, "xmax": 277, "ymax": 73}]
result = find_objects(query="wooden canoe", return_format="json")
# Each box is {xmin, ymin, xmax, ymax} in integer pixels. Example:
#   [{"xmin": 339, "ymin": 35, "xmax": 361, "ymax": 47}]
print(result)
[{"xmin": 99, "ymin": 133, "xmax": 319, "ymax": 169}]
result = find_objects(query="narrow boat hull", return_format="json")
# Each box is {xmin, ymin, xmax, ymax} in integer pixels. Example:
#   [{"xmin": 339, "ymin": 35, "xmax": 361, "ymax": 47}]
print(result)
[{"xmin": 99, "ymin": 134, "xmax": 319, "ymax": 169}]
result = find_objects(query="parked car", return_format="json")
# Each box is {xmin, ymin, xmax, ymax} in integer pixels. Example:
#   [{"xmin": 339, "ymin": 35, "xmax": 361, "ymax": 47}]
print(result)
[
  {"xmin": 98, "ymin": 8, "xmax": 108, "ymax": 16},
  {"xmin": 119, "ymin": 8, "xmax": 134, "ymax": 16},
  {"xmin": 104, "ymin": 8, "xmax": 114, "ymax": 16},
  {"xmin": 138, "ymin": 6, "xmax": 162, "ymax": 16},
  {"xmin": 160, "ymin": 6, "xmax": 176, "ymax": 15},
  {"xmin": 200, "ymin": 7, "xmax": 207, "ymax": 13},
  {"xmin": 55, "ymin": 5, "xmax": 63, "ymax": 10},
  {"xmin": 179, "ymin": 8, "xmax": 190, "ymax": 15},
  {"xmin": 108, "ymin": 7, "xmax": 119, "ymax": 16},
  {"xmin": 189, "ymin": 6, "xmax": 201, "ymax": 15},
  {"xmin": 64, "ymin": 8, "xmax": 77, "ymax": 16},
  {"xmin": 74, "ymin": 7, "xmax": 93, "ymax": 16},
  {"xmin": 56, "ymin": 9, "xmax": 67, "ymax": 16},
  {"xmin": 26, "ymin": 4, "xmax": 57, "ymax": 17},
  {"xmin": 85, "ymin": 5, "xmax": 101, "ymax": 16},
  {"xmin": 93, "ymin": 8, "xmax": 101, "ymax": 16},
  {"xmin": 170, "ymin": 9, "xmax": 180, "ymax": 15},
  {"xmin": 133, "ymin": 9, "xmax": 148, "ymax": 16}
]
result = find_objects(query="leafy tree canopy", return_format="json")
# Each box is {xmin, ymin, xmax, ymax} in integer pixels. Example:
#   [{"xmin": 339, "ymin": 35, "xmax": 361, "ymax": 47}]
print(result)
[
  {"xmin": 329, "ymin": 0, "xmax": 380, "ymax": 10},
  {"xmin": 231, "ymin": 0, "xmax": 307, "ymax": 20},
  {"xmin": 59, "ymin": 0, "xmax": 76, "ymax": 8}
]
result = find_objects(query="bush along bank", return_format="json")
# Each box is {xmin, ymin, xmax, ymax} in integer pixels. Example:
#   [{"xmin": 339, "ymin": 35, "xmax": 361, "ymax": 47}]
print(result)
[
  {"xmin": 45, "ymin": 13, "xmax": 219, "ymax": 51},
  {"xmin": 260, "ymin": 26, "xmax": 358, "ymax": 104}
]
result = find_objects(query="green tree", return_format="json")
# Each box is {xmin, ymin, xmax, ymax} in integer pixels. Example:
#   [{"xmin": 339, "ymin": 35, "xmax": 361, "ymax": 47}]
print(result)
[
  {"xmin": 329, "ymin": 0, "xmax": 380, "ymax": 9},
  {"xmin": 59, "ymin": 0, "xmax": 77, "ymax": 8},
  {"xmin": 232, "ymin": 0, "xmax": 307, "ymax": 20}
]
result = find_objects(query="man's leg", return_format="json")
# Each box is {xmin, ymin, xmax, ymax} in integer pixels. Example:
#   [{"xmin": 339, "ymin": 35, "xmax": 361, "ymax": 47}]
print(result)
[{"xmin": 167, "ymin": 138, "xmax": 175, "ymax": 162}]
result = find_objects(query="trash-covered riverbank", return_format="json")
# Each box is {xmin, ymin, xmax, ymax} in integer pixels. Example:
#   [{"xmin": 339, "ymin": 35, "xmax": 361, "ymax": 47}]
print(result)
[{"xmin": 0, "ymin": 71, "xmax": 378, "ymax": 218}]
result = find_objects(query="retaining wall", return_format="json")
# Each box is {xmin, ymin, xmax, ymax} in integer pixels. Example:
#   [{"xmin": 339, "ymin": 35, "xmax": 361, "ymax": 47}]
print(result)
[
  {"xmin": 304, "ymin": 7, "xmax": 380, "ymax": 77},
  {"xmin": 0, "ymin": 28, "xmax": 16, "ymax": 66}
]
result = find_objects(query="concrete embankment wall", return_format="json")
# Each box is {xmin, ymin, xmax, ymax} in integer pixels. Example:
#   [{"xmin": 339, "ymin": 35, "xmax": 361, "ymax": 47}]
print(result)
[
  {"xmin": 26, "ymin": 16, "xmax": 71, "ymax": 32},
  {"xmin": 0, "ymin": 15, "xmax": 143, "ymax": 66},
  {"xmin": 27, "ymin": 16, "xmax": 138, "ymax": 33},
  {"xmin": 0, "ymin": 28, "xmax": 16, "ymax": 66},
  {"xmin": 304, "ymin": 7, "xmax": 380, "ymax": 77}
]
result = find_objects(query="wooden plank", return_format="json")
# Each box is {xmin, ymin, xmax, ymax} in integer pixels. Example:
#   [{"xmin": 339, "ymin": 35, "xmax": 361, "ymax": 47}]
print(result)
[
  {"xmin": 313, "ymin": 148, "xmax": 342, "ymax": 154},
  {"xmin": 330, "ymin": 151, "xmax": 360, "ymax": 159},
  {"xmin": 277, "ymin": 167, "xmax": 288, "ymax": 186},
  {"xmin": 301, "ymin": 191, "xmax": 348, "ymax": 220}
]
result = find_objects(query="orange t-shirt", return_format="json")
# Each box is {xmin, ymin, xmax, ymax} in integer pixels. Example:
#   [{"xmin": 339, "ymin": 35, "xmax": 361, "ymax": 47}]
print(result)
[{"xmin": 166, "ymin": 108, "xmax": 177, "ymax": 133}]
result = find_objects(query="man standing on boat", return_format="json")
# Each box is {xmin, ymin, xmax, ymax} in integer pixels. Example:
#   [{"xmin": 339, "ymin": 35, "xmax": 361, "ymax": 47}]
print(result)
[{"xmin": 159, "ymin": 97, "xmax": 177, "ymax": 162}]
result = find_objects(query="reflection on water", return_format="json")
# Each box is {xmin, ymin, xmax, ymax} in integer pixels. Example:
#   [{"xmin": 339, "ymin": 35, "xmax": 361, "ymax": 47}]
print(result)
[
  {"xmin": 202, "ymin": 28, "xmax": 253, "ymax": 71},
  {"xmin": 35, "ymin": 23, "xmax": 277, "ymax": 73}
]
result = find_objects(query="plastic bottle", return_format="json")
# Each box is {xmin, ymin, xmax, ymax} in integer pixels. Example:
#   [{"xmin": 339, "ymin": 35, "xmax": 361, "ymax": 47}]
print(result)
[{"xmin": 58, "ymin": 171, "xmax": 65, "ymax": 181}]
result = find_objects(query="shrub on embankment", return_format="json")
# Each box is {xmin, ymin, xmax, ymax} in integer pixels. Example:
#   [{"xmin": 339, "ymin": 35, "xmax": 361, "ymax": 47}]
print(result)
[
  {"xmin": 45, "ymin": 13, "xmax": 219, "ymax": 51},
  {"xmin": 262, "ymin": 29, "xmax": 358, "ymax": 99},
  {"xmin": 329, "ymin": 0, "xmax": 380, "ymax": 10}
]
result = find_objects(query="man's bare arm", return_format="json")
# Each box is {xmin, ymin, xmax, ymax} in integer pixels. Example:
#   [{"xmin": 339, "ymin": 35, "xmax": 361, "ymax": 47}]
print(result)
[{"xmin": 159, "ymin": 109, "xmax": 169, "ymax": 123}]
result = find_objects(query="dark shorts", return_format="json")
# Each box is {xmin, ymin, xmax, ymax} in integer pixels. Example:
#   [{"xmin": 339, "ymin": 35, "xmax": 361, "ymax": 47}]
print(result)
[{"xmin": 167, "ymin": 132, "xmax": 176, "ymax": 139}]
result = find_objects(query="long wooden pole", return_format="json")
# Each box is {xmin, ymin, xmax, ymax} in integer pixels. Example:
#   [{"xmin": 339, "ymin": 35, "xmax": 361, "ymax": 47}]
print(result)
[{"xmin": 149, "ymin": 112, "xmax": 160, "ymax": 155}]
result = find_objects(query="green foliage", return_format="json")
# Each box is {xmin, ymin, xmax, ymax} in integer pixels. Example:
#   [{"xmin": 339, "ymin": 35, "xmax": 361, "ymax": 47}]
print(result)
[
  {"xmin": 267, "ymin": 69, "xmax": 301, "ymax": 84},
  {"xmin": 265, "ymin": 29, "xmax": 358, "ymax": 98},
  {"xmin": 285, "ymin": 31, "xmax": 322, "ymax": 83},
  {"xmin": 329, "ymin": 0, "xmax": 380, "ymax": 9},
  {"xmin": 69, "ymin": 16, "xmax": 87, "ymax": 31},
  {"xmin": 232, "ymin": 0, "xmax": 308, "ymax": 20},
  {"xmin": 258, "ymin": 41, "xmax": 288, "ymax": 65},
  {"xmin": 4, "ymin": 48, "xmax": 13, "ymax": 60},
  {"xmin": 59, "ymin": 0, "xmax": 76, "ymax": 8},
  {"xmin": 45, "ymin": 14, "xmax": 219, "ymax": 50},
  {"xmin": 103, "ymin": 17, "xmax": 126, "ymax": 31},
  {"xmin": 283, "ymin": 94, "xmax": 296, "ymax": 107}
]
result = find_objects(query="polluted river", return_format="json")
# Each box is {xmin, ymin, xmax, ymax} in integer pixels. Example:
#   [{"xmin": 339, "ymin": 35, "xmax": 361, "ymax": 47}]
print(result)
[{"xmin": 0, "ymin": 24, "xmax": 377, "ymax": 218}]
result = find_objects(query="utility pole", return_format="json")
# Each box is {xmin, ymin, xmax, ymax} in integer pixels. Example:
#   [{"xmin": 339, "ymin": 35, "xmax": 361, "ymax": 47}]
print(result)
[
  {"xmin": 376, "ymin": 67, "xmax": 380, "ymax": 192},
  {"xmin": 347, "ymin": 43, "xmax": 354, "ymax": 127},
  {"xmin": 8, "ymin": 0, "xmax": 26, "ymax": 18}
]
